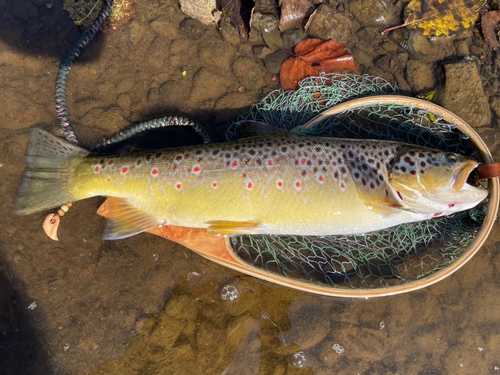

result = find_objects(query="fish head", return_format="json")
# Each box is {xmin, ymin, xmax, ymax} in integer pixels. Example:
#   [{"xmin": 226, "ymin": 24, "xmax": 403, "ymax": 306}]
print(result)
[{"xmin": 388, "ymin": 148, "xmax": 487, "ymax": 215}]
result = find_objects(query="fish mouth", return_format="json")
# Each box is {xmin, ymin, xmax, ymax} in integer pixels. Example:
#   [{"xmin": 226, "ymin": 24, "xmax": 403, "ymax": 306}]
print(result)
[{"xmin": 452, "ymin": 160, "xmax": 478, "ymax": 191}]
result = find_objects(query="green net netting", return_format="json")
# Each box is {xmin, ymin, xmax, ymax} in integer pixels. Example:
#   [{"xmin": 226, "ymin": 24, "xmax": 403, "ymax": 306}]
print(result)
[{"xmin": 226, "ymin": 73, "xmax": 487, "ymax": 290}]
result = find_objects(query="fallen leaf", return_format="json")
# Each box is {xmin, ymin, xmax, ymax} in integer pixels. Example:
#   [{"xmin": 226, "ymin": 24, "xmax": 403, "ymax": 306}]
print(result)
[
  {"xmin": 221, "ymin": 0, "xmax": 251, "ymax": 41},
  {"xmin": 481, "ymin": 11, "xmax": 500, "ymax": 50},
  {"xmin": 179, "ymin": 0, "xmax": 221, "ymax": 26},
  {"xmin": 279, "ymin": 38, "xmax": 360, "ymax": 91},
  {"xmin": 383, "ymin": 0, "xmax": 485, "ymax": 38}
]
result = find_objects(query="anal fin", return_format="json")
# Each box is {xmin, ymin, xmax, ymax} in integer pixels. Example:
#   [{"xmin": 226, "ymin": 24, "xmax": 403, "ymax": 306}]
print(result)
[
  {"xmin": 101, "ymin": 197, "xmax": 160, "ymax": 240},
  {"xmin": 206, "ymin": 220, "xmax": 260, "ymax": 235}
]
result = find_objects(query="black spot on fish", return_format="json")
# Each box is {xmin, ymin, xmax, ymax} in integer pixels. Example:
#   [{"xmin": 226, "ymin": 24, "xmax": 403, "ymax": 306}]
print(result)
[
  {"xmin": 212, "ymin": 150, "xmax": 220, "ymax": 156},
  {"xmin": 294, "ymin": 160, "xmax": 299, "ymax": 165},
  {"xmin": 410, "ymin": 170, "xmax": 416, "ymax": 175},
  {"xmin": 225, "ymin": 153, "xmax": 231, "ymax": 158},
  {"xmin": 301, "ymin": 170, "xmax": 307, "ymax": 176},
  {"xmin": 334, "ymin": 171, "xmax": 339, "ymax": 179},
  {"xmin": 248, "ymin": 149, "xmax": 256, "ymax": 156},
  {"xmin": 348, "ymin": 151, "xmax": 354, "ymax": 158},
  {"xmin": 421, "ymin": 169, "xmax": 425, "ymax": 174},
  {"xmin": 404, "ymin": 156, "xmax": 411, "ymax": 163},
  {"xmin": 340, "ymin": 167, "xmax": 347, "ymax": 174},
  {"xmin": 420, "ymin": 161, "xmax": 426, "ymax": 167},
  {"xmin": 409, "ymin": 151, "xmax": 415, "ymax": 156},
  {"xmin": 361, "ymin": 164, "xmax": 368, "ymax": 171},
  {"xmin": 322, "ymin": 166, "xmax": 327, "ymax": 172},
  {"xmin": 318, "ymin": 160, "xmax": 323, "ymax": 166},
  {"xmin": 257, "ymin": 160, "xmax": 262, "ymax": 166},
  {"xmin": 282, "ymin": 146, "xmax": 288, "ymax": 153},
  {"xmin": 419, "ymin": 153, "xmax": 425, "ymax": 158},
  {"xmin": 376, "ymin": 162, "xmax": 380, "ymax": 169},
  {"xmin": 307, "ymin": 160, "xmax": 312, "ymax": 166},
  {"xmin": 315, "ymin": 146, "xmax": 321, "ymax": 152},
  {"xmin": 376, "ymin": 179, "xmax": 381, "ymax": 186},
  {"xmin": 313, "ymin": 167, "xmax": 318, "ymax": 173},
  {"xmin": 271, "ymin": 151, "xmax": 277, "ymax": 157},
  {"xmin": 333, "ymin": 151, "xmax": 337, "ymax": 156},
  {"xmin": 341, "ymin": 144, "xmax": 346, "ymax": 149},
  {"xmin": 354, "ymin": 172, "xmax": 360, "ymax": 179},
  {"xmin": 367, "ymin": 158, "xmax": 374, "ymax": 164},
  {"xmin": 401, "ymin": 166, "xmax": 407, "ymax": 172},
  {"xmin": 155, "ymin": 152, "xmax": 162, "ymax": 158},
  {"xmin": 395, "ymin": 165, "xmax": 400, "ymax": 170},
  {"xmin": 370, "ymin": 182, "xmax": 375, "ymax": 189},
  {"xmin": 384, "ymin": 150, "xmax": 389, "ymax": 156},
  {"xmin": 234, "ymin": 145, "xmax": 240, "ymax": 150},
  {"xmin": 298, "ymin": 143, "xmax": 305, "ymax": 148},
  {"xmin": 362, "ymin": 178, "xmax": 367, "ymax": 185},
  {"xmin": 361, "ymin": 144, "xmax": 366, "ymax": 149}
]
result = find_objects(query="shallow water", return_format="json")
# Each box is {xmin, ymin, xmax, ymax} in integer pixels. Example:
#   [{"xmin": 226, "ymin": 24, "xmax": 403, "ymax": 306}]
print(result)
[{"xmin": 2, "ymin": 0, "xmax": 500, "ymax": 374}]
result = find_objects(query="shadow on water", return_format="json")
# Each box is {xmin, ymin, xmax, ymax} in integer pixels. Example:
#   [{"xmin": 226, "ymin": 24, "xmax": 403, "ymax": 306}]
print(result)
[
  {"xmin": 0, "ymin": 243, "xmax": 52, "ymax": 375},
  {"xmin": 0, "ymin": 0, "xmax": 105, "ymax": 61}
]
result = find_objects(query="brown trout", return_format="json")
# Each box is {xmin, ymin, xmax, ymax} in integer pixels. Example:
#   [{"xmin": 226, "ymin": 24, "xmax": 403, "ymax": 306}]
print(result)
[{"xmin": 14, "ymin": 128, "xmax": 487, "ymax": 239}]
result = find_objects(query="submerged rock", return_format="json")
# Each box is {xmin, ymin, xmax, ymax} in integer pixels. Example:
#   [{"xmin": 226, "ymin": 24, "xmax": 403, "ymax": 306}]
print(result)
[
  {"xmin": 435, "ymin": 62, "xmax": 491, "ymax": 128},
  {"xmin": 305, "ymin": 4, "xmax": 359, "ymax": 46},
  {"xmin": 405, "ymin": 59, "xmax": 435, "ymax": 93}
]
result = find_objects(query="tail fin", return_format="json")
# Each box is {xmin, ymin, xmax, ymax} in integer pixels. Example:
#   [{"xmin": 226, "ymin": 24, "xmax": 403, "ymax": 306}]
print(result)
[{"xmin": 13, "ymin": 129, "xmax": 89, "ymax": 215}]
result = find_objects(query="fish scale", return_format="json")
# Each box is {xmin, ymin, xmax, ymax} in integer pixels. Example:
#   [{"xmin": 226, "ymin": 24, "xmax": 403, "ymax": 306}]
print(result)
[{"xmin": 14, "ymin": 129, "xmax": 486, "ymax": 239}]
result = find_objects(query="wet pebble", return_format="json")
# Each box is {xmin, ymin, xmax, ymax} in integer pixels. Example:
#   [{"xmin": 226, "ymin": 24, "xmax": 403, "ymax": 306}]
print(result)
[
  {"xmin": 349, "ymin": 0, "xmax": 400, "ymax": 27},
  {"xmin": 264, "ymin": 50, "xmax": 289, "ymax": 75},
  {"xmin": 306, "ymin": 4, "xmax": 359, "ymax": 46},
  {"xmin": 281, "ymin": 28, "xmax": 306, "ymax": 51},
  {"xmin": 405, "ymin": 59, "xmax": 436, "ymax": 93},
  {"xmin": 233, "ymin": 57, "xmax": 266, "ymax": 90},
  {"xmin": 435, "ymin": 62, "xmax": 491, "ymax": 127},
  {"xmin": 150, "ymin": 20, "xmax": 178, "ymax": 40},
  {"xmin": 279, "ymin": 296, "xmax": 330, "ymax": 349},
  {"xmin": 178, "ymin": 18, "xmax": 204, "ymax": 40}
]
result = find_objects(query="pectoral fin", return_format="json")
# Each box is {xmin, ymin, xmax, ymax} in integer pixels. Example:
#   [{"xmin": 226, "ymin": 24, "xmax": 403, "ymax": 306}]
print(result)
[
  {"xmin": 100, "ymin": 197, "xmax": 160, "ymax": 240},
  {"xmin": 206, "ymin": 220, "xmax": 260, "ymax": 235}
]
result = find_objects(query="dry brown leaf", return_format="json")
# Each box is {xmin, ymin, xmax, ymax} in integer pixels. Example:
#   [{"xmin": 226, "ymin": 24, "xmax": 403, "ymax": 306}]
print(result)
[
  {"xmin": 481, "ymin": 11, "xmax": 500, "ymax": 50},
  {"xmin": 179, "ymin": 0, "xmax": 221, "ymax": 26},
  {"xmin": 221, "ymin": 0, "xmax": 251, "ymax": 41}
]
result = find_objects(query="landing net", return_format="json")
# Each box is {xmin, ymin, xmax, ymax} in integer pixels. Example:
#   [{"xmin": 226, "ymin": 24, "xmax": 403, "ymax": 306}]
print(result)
[{"xmin": 226, "ymin": 73, "xmax": 487, "ymax": 289}]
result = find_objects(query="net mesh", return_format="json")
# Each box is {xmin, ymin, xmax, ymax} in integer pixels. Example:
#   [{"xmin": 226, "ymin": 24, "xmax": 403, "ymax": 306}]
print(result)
[{"xmin": 226, "ymin": 73, "xmax": 487, "ymax": 290}]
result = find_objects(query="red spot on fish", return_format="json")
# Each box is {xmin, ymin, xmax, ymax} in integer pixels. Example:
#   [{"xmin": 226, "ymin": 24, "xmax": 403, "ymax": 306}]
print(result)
[
  {"xmin": 332, "ymin": 161, "xmax": 337, "ymax": 167},
  {"xmin": 151, "ymin": 168, "xmax": 159, "ymax": 177},
  {"xmin": 232, "ymin": 160, "xmax": 239, "ymax": 169},
  {"xmin": 107, "ymin": 178, "xmax": 110, "ymax": 182},
  {"xmin": 318, "ymin": 174, "xmax": 324, "ymax": 182},
  {"xmin": 341, "ymin": 182, "xmax": 346, "ymax": 189},
  {"xmin": 247, "ymin": 181, "xmax": 253, "ymax": 190},
  {"xmin": 267, "ymin": 160, "xmax": 273, "ymax": 167},
  {"xmin": 121, "ymin": 166, "xmax": 129, "ymax": 174},
  {"xmin": 94, "ymin": 166, "xmax": 100, "ymax": 173},
  {"xmin": 301, "ymin": 158, "xmax": 307, "ymax": 166},
  {"xmin": 212, "ymin": 181, "xmax": 218, "ymax": 189},
  {"xmin": 108, "ymin": 160, "xmax": 113, "ymax": 166},
  {"xmin": 175, "ymin": 183, "xmax": 182, "ymax": 191},
  {"xmin": 277, "ymin": 180, "xmax": 283, "ymax": 188},
  {"xmin": 295, "ymin": 180, "xmax": 301, "ymax": 191},
  {"xmin": 136, "ymin": 160, "xmax": 142, "ymax": 167},
  {"xmin": 193, "ymin": 165, "xmax": 201, "ymax": 173}
]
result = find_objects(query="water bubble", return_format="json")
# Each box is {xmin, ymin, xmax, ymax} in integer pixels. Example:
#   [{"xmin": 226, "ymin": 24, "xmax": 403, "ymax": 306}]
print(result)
[
  {"xmin": 290, "ymin": 351, "xmax": 307, "ymax": 368},
  {"xmin": 380, "ymin": 321, "xmax": 386, "ymax": 329},
  {"xmin": 220, "ymin": 285, "xmax": 239, "ymax": 301},
  {"xmin": 332, "ymin": 343, "xmax": 344, "ymax": 354},
  {"xmin": 152, "ymin": 254, "xmax": 158, "ymax": 261},
  {"xmin": 63, "ymin": 344, "xmax": 70, "ymax": 351},
  {"xmin": 494, "ymin": 366, "xmax": 499, "ymax": 370},
  {"xmin": 45, "ymin": 2, "xmax": 52, "ymax": 9},
  {"xmin": 478, "ymin": 347, "xmax": 484, "ymax": 352},
  {"xmin": 27, "ymin": 301, "xmax": 37, "ymax": 310}
]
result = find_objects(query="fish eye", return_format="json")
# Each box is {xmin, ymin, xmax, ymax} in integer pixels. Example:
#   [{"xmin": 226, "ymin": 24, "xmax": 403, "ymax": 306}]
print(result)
[{"xmin": 446, "ymin": 155, "xmax": 458, "ymax": 165}]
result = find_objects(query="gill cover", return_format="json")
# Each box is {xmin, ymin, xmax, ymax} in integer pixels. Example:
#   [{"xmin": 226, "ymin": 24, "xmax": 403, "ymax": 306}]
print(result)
[{"xmin": 389, "ymin": 148, "xmax": 476, "ymax": 196}]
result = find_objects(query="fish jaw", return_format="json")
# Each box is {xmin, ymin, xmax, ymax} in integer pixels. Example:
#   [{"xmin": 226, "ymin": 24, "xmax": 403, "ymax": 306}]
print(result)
[{"xmin": 452, "ymin": 159, "xmax": 478, "ymax": 191}]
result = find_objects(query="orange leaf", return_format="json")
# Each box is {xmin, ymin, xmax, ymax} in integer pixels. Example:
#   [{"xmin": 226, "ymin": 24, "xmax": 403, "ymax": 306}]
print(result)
[{"xmin": 279, "ymin": 39, "xmax": 360, "ymax": 91}]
